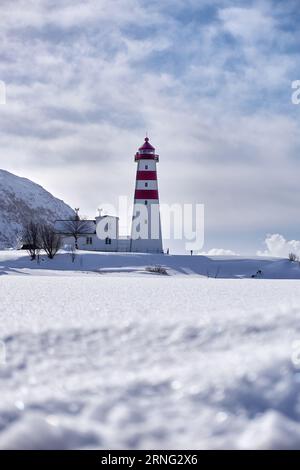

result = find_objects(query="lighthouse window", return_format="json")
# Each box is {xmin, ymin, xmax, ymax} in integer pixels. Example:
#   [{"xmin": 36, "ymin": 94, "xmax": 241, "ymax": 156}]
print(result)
[
  {"xmin": 144, "ymin": 200, "xmax": 148, "ymax": 205},
  {"xmin": 105, "ymin": 237, "xmax": 112, "ymax": 245},
  {"xmin": 145, "ymin": 182, "xmax": 148, "ymax": 187},
  {"xmin": 140, "ymin": 149, "xmax": 154, "ymax": 155},
  {"xmin": 145, "ymin": 165, "xmax": 148, "ymax": 169}
]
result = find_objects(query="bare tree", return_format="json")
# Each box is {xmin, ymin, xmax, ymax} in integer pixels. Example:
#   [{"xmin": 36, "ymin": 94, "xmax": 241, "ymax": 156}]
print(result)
[
  {"xmin": 22, "ymin": 221, "xmax": 41, "ymax": 260},
  {"xmin": 59, "ymin": 215, "xmax": 92, "ymax": 249},
  {"xmin": 40, "ymin": 224, "xmax": 62, "ymax": 259},
  {"xmin": 289, "ymin": 252, "xmax": 298, "ymax": 262}
]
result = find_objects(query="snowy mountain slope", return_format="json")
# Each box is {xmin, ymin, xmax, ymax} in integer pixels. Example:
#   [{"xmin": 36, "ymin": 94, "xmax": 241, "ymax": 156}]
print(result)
[
  {"xmin": 0, "ymin": 170, "xmax": 74, "ymax": 249},
  {"xmin": 1, "ymin": 276, "xmax": 300, "ymax": 449}
]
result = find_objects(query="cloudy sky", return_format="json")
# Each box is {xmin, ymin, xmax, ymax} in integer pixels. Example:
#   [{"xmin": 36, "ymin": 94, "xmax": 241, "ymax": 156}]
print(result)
[{"xmin": 0, "ymin": 0, "xmax": 299, "ymax": 254}]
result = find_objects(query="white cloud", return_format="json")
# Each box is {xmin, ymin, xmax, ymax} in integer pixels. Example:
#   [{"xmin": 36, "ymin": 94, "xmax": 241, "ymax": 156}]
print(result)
[
  {"xmin": 257, "ymin": 234, "xmax": 300, "ymax": 258},
  {"xmin": 219, "ymin": 6, "xmax": 275, "ymax": 43}
]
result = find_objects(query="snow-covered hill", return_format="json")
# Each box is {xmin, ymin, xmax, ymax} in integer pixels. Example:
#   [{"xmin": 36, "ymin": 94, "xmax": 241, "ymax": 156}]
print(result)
[{"xmin": 0, "ymin": 169, "xmax": 74, "ymax": 249}]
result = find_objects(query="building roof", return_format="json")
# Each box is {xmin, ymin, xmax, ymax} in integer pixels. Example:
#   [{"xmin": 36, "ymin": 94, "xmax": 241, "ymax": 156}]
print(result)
[
  {"xmin": 139, "ymin": 136, "xmax": 155, "ymax": 151},
  {"xmin": 54, "ymin": 219, "xmax": 96, "ymax": 235}
]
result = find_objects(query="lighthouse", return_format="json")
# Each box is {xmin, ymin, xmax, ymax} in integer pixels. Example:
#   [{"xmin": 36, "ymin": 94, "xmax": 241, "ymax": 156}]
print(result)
[{"xmin": 130, "ymin": 137, "xmax": 163, "ymax": 253}]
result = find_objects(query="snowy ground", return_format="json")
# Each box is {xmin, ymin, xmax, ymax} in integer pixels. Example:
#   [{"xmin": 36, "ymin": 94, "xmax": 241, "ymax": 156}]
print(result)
[
  {"xmin": 1, "ymin": 251, "xmax": 300, "ymax": 449},
  {"xmin": 1, "ymin": 249, "xmax": 300, "ymax": 278}
]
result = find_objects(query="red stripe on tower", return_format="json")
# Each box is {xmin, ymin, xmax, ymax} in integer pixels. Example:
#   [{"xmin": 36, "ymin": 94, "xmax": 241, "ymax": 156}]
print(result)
[
  {"xmin": 134, "ymin": 189, "xmax": 159, "ymax": 200},
  {"xmin": 136, "ymin": 171, "xmax": 157, "ymax": 180}
]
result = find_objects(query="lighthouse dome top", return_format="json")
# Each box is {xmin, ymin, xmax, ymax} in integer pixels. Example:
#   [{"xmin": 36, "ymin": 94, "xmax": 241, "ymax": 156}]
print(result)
[
  {"xmin": 135, "ymin": 136, "xmax": 159, "ymax": 161},
  {"xmin": 139, "ymin": 137, "xmax": 155, "ymax": 152}
]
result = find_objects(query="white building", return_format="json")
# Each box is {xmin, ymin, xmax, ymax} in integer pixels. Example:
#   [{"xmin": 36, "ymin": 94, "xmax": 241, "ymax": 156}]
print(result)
[
  {"xmin": 55, "ymin": 214, "xmax": 124, "ymax": 252},
  {"xmin": 55, "ymin": 137, "xmax": 163, "ymax": 253}
]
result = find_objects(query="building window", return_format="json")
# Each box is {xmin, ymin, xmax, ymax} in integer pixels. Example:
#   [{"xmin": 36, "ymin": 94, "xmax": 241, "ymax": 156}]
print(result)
[
  {"xmin": 145, "ymin": 165, "xmax": 148, "ymax": 169},
  {"xmin": 144, "ymin": 200, "xmax": 148, "ymax": 205},
  {"xmin": 105, "ymin": 237, "xmax": 112, "ymax": 245},
  {"xmin": 86, "ymin": 237, "xmax": 93, "ymax": 245},
  {"xmin": 145, "ymin": 182, "xmax": 148, "ymax": 187}
]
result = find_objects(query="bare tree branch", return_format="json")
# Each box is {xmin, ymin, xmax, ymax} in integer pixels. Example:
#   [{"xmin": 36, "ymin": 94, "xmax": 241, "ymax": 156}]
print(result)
[
  {"xmin": 59, "ymin": 217, "xmax": 92, "ymax": 249},
  {"xmin": 22, "ymin": 221, "xmax": 41, "ymax": 260},
  {"xmin": 40, "ymin": 224, "xmax": 61, "ymax": 259}
]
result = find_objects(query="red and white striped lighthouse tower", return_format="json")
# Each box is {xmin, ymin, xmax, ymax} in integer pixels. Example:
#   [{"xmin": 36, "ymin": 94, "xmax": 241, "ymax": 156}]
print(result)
[{"xmin": 130, "ymin": 137, "xmax": 163, "ymax": 253}]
